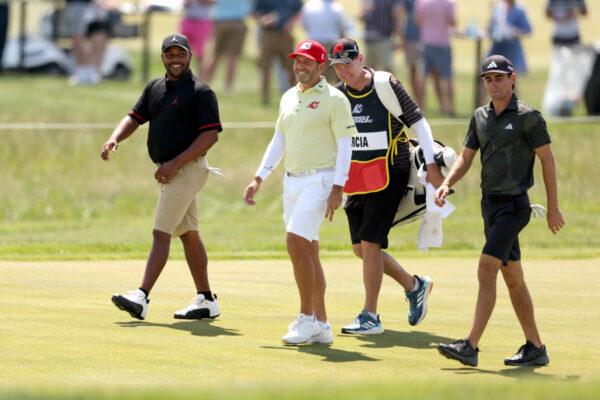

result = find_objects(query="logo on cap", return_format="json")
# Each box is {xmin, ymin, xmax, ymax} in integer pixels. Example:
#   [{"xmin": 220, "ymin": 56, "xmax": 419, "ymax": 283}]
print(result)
[
  {"xmin": 487, "ymin": 61, "xmax": 498, "ymax": 69},
  {"xmin": 333, "ymin": 43, "xmax": 344, "ymax": 54},
  {"xmin": 170, "ymin": 36, "xmax": 179, "ymax": 43},
  {"xmin": 299, "ymin": 41, "xmax": 312, "ymax": 50}
]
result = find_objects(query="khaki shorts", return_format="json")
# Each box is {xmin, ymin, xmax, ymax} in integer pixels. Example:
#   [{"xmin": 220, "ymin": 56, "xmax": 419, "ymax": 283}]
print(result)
[
  {"xmin": 404, "ymin": 41, "xmax": 423, "ymax": 67},
  {"xmin": 258, "ymin": 30, "xmax": 294, "ymax": 71},
  {"xmin": 214, "ymin": 20, "xmax": 248, "ymax": 56},
  {"xmin": 364, "ymin": 39, "xmax": 394, "ymax": 72},
  {"xmin": 154, "ymin": 157, "xmax": 209, "ymax": 237}
]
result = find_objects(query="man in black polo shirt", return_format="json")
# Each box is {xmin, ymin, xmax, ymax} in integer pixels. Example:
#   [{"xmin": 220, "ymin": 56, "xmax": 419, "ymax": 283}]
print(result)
[
  {"xmin": 101, "ymin": 33, "xmax": 223, "ymax": 321},
  {"xmin": 434, "ymin": 55, "xmax": 565, "ymax": 367}
]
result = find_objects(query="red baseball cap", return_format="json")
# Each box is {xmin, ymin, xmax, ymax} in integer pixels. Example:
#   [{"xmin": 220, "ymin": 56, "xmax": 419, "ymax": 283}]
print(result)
[{"xmin": 287, "ymin": 40, "xmax": 327, "ymax": 63}]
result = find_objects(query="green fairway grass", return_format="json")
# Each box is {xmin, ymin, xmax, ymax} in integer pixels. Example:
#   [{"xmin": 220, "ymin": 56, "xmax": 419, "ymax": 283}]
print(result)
[
  {"xmin": 1, "ymin": 258, "xmax": 599, "ymax": 398},
  {"xmin": 2, "ymin": 2, "xmax": 600, "ymax": 398}
]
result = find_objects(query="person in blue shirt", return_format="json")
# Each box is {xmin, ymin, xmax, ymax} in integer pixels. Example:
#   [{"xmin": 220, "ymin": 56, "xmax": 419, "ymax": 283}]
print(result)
[
  {"xmin": 487, "ymin": 0, "xmax": 532, "ymax": 74},
  {"xmin": 204, "ymin": 0, "xmax": 252, "ymax": 93},
  {"xmin": 0, "ymin": 1, "xmax": 8, "ymax": 73},
  {"xmin": 253, "ymin": 0, "xmax": 304, "ymax": 105},
  {"xmin": 399, "ymin": 0, "xmax": 423, "ymax": 106}
]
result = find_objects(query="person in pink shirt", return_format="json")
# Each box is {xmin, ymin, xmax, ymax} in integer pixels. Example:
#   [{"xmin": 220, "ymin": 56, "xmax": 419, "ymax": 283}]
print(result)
[
  {"xmin": 180, "ymin": 0, "xmax": 216, "ymax": 78},
  {"xmin": 415, "ymin": 0, "xmax": 456, "ymax": 116}
]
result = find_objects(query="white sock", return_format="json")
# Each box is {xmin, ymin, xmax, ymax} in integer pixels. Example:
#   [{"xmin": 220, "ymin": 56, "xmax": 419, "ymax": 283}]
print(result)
[
  {"xmin": 318, "ymin": 321, "xmax": 330, "ymax": 330},
  {"xmin": 411, "ymin": 277, "xmax": 420, "ymax": 292},
  {"xmin": 367, "ymin": 311, "xmax": 378, "ymax": 320}
]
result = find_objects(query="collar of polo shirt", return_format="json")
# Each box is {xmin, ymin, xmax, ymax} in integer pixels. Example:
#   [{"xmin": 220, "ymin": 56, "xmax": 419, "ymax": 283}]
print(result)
[{"xmin": 296, "ymin": 77, "xmax": 327, "ymax": 92}]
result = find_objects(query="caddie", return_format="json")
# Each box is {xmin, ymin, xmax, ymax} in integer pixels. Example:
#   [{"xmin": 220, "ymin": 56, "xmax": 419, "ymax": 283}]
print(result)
[{"xmin": 330, "ymin": 37, "xmax": 443, "ymax": 335}]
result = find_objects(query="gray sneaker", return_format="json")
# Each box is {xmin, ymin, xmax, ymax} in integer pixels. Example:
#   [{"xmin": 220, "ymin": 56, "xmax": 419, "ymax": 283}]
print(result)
[
  {"xmin": 341, "ymin": 310, "xmax": 384, "ymax": 335},
  {"xmin": 406, "ymin": 275, "xmax": 433, "ymax": 326}
]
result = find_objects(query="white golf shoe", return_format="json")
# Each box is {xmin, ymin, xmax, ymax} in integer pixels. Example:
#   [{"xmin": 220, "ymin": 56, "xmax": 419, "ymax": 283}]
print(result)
[
  {"xmin": 281, "ymin": 314, "xmax": 321, "ymax": 345},
  {"xmin": 311, "ymin": 323, "xmax": 334, "ymax": 344},
  {"xmin": 112, "ymin": 289, "xmax": 149, "ymax": 320},
  {"xmin": 174, "ymin": 293, "xmax": 220, "ymax": 320}
]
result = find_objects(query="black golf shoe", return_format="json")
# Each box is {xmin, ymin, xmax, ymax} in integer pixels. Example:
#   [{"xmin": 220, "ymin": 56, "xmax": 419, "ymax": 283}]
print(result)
[
  {"xmin": 504, "ymin": 341, "xmax": 549, "ymax": 366},
  {"xmin": 438, "ymin": 339, "xmax": 479, "ymax": 367}
]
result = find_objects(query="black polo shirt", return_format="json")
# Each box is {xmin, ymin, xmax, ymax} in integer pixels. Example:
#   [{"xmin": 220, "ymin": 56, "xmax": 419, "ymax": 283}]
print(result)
[
  {"xmin": 464, "ymin": 94, "xmax": 551, "ymax": 195},
  {"xmin": 129, "ymin": 70, "xmax": 222, "ymax": 163}
]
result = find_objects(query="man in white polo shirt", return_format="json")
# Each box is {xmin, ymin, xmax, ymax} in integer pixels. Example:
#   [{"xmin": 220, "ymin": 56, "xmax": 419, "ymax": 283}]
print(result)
[{"xmin": 244, "ymin": 39, "xmax": 357, "ymax": 345}]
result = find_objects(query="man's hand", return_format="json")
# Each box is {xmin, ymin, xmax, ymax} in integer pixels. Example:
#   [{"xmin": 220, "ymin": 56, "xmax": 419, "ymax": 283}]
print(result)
[
  {"xmin": 154, "ymin": 160, "xmax": 180, "ymax": 184},
  {"xmin": 426, "ymin": 163, "xmax": 444, "ymax": 188},
  {"xmin": 547, "ymin": 207, "xmax": 565, "ymax": 234},
  {"xmin": 100, "ymin": 138, "xmax": 118, "ymax": 160},
  {"xmin": 433, "ymin": 183, "xmax": 451, "ymax": 207},
  {"xmin": 325, "ymin": 185, "xmax": 344, "ymax": 221},
  {"xmin": 243, "ymin": 177, "xmax": 262, "ymax": 206}
]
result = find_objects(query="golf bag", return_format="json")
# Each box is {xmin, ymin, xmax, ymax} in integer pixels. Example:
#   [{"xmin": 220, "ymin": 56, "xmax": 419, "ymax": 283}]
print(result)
[
  {"xmin": 372, "ymin": 71, "xmax": 457, "ymax": 227},
  {"xmin": 392, "ymin": 138, "xmax": 456, "ymax": 227}
]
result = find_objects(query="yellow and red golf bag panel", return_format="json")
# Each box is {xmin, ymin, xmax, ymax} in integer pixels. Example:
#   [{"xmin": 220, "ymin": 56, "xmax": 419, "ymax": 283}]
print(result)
[{"xmin": 342, "ymin": 87, "xmax": 399, "ymax": 194}]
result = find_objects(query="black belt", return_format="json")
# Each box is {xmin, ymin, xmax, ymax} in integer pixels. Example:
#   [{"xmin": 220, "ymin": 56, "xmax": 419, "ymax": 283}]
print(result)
[{"xmin": 482, "ymin": 192, "xmax": 525, "ymax": 202}]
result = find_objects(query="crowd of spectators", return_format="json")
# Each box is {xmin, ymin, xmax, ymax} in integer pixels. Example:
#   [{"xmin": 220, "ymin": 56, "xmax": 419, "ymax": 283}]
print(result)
[{"xmin": 0, "ymin": 0, "xmax": 591, "ymax": 113}]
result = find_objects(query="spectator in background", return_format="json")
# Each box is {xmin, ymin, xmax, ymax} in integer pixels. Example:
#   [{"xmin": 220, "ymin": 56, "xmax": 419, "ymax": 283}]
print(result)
[
  {"xmin": 301, "ymin": 0, "xmax": 349, "ymax": 83},
  {"xmin": 204, "ymin": 0, "xmax": 251, "ymax": 93},
  {"xmin": 399, "ymin": 0, "xmax": 423, "ymax": 106},
  {"xmin": 63, "ymin": 0, "xmax": 114, "ymax": 85},
  {"xmin": 0, "ymin": 0, "xmax": 8, "ymax": 73},
  {"xmin": 488, "ymin": 0, "xmax": 531, "ymax": 75},
  {"xmin": 180, "ymin": 0, "xmax": 216, "ymax": 79},
  {"xmin": 546, "ymin": 0, "xmax": 587, "ymax": 46},
  {"xmin": 253, "ymin": 0, "xmax": 303, "ymax": 105},
  {"xmin": 360, "ymin": 0, "xmax": 403, "ymax": 72},
  {"xmin": 415, "ymin": 0, "xmax": 456, "ymax": 116}
]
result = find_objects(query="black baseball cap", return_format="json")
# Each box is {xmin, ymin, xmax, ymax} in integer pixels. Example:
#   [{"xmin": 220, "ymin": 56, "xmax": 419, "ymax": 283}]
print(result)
[
  {"xmin": 480, "ymin": 55, "xmax": 514, "ymax": 76},
  {"xmin": 329, "ymin": 38, "xmax": 360, "ymax": 65},
  {"xmin": 161, "ymin": 33, "xmax": 190, "ymax": 53}
]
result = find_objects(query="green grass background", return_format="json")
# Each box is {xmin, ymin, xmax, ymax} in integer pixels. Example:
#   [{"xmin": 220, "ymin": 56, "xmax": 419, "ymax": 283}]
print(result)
[
  {"xmin": 1, "ymin": 259, "xmax": 599, "ymax": 398},
  {"xmin": 1, "ymin": 0, "xmax": 599, "ymax": 260},
  {"xmin": 1, "ymin": 0, "xmax": 600, "ymax": 398}
]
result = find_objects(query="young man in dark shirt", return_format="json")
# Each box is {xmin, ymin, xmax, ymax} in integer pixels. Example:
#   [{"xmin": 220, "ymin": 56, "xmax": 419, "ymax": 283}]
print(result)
[
  {"xmin": 101, "ymin": 34, "xmax": 223, "ymax": 321},
  {"xmin": 435, "ymin": 55, "xmax": 565, "ymax": 367}
]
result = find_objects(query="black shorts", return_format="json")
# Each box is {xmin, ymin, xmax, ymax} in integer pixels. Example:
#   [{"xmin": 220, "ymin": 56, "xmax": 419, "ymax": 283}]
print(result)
[
  {"xmin": 345, "ymin": 173, "xmax": 408, "ymax": 249},
  {"xmin": 481, "ymin": 192, "xmax": 531, "ymax": 265}
]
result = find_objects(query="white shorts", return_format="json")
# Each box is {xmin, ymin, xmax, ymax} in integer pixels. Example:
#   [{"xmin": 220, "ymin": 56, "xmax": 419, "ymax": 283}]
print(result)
[{"xmin": 283, "ymin": 170, "xmax": 334, "ymax": 242}]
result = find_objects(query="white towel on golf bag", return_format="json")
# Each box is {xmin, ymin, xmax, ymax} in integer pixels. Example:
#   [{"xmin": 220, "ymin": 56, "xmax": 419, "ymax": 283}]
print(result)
[
  {"xmin": 208, "ymin": 166, "xmax": 225, "ymax": 178},
  {"xmin": 416, "ymin": 166, "xmax": 456, "ymax": 250}
]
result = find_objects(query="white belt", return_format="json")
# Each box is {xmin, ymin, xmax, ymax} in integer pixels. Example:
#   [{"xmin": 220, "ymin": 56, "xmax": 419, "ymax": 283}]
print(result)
[{"xmin": 286, "ymin": 167, "xmax": 334, "ymax": 177}]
